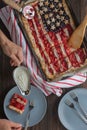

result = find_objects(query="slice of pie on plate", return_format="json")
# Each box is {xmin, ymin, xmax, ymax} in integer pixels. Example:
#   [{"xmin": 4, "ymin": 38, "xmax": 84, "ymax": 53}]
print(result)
[{"xmin": 8, "ymin": 93, "xmax": 27, "ymax": 114}]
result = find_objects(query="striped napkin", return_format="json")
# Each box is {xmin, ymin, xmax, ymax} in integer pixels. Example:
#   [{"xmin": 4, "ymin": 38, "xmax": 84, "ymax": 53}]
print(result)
[{"xmin": 0, "ymin": 6, "xmax": 86, "ymax": 96}]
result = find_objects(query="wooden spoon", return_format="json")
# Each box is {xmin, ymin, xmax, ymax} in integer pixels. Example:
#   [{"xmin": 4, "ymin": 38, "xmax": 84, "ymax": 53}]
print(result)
[{"xmin": 68, "ymin": 15, "xmax": 87, "ymax": 49}]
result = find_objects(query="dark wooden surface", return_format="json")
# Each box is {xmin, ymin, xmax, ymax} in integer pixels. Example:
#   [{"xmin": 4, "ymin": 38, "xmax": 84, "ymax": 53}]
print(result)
[{"xmin": 0, "ymin": 0, "xmax": 87, "ymax": 130}]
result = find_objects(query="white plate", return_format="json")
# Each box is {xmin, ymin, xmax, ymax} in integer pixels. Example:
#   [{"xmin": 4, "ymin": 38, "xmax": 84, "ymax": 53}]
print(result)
[
  {"xmin": 58, "ymin": 88, "xmax": 87, "ymax": 130},
  {"xmin": 4, "ymin": 85, "xmax": 47, "ymax": 127}
]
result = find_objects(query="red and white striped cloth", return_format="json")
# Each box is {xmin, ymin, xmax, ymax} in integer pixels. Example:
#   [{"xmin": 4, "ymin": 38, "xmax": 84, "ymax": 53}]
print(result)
[{"xmin": 0, "ymin": 6, "xmax": 87, "ymax": 96}]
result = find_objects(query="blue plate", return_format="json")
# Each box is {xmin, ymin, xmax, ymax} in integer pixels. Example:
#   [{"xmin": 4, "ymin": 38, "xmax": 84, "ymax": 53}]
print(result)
[
  {"xmin": 4, "ymin": 85, "xmax": 47, "ymax": 127},
  {"xmin": 58, "ymin": 88, "xmax": 87, "ymax": 130}
]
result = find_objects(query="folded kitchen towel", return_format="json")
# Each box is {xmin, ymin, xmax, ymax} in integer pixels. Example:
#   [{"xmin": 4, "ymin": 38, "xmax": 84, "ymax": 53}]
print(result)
[{"xmin": 0, "ymin": 6, "xmax": 86, "ymax": 96}]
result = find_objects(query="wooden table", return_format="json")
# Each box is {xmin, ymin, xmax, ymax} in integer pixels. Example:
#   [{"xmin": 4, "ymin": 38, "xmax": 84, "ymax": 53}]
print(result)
[{"xmin": 0, "ymin": 0, "xmax": 87, "ymax": 130}]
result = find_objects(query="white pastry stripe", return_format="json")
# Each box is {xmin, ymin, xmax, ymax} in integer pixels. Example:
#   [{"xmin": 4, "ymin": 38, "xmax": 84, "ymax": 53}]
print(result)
[{"xmin": 32, "ymin": 18, "xmax": 56, "ymax": 74}]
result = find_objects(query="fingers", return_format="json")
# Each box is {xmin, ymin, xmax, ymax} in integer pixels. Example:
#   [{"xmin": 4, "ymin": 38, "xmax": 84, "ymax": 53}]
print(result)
[
  {"xmin": 10, "ymin": 54, "xmax": 23, "ymax": 66},
  {"xmin": 10, "ymin": 60, "xmax": 17, "ymax": 66},
  {"xmin": 16, "ymin": 51, "xmax": 23, "ymax": 63},
  {"xmin": 9, "ymin": 121, "xmax": 22, "ymax": 129},
  {"xmin": 10, "ymin": 55, "xmax": 20, "ymax": 66}
]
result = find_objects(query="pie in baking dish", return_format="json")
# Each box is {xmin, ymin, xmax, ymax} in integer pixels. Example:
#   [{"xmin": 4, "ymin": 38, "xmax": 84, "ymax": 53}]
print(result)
[
  {"xmin": 20, "ymin": 0, "xmax": 87, "ymax": 81},
  {"xmin": 8, "ymin": 93, "xmax": 27, "ymax": 114}
]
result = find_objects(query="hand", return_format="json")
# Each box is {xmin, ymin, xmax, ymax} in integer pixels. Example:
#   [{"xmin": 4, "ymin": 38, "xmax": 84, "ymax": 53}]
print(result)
[
  {"xmin": 0, "ymin": 30, "xmax": 23, "ymax": 66},
  {"xmin": 0, "ymin": 119, "xmax": 22, "ymax": 130},
  {"xmin": 2, "ymin": 40, "xmax": 23, "ymax": 66}
]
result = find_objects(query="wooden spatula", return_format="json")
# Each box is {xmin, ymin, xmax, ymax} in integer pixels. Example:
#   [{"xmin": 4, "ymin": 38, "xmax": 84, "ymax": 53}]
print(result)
[{"xmin": 68, "ymin": 15, "xmax": 87, "ymax": 49}]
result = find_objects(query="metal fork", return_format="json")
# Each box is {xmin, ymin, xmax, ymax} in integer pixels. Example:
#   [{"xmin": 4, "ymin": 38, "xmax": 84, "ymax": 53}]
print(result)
[
  {"xmin": 64, "ymin": 99, "xmax": 87, "ymax": 124},
  {"xmin": 24, "ymin": 102, "xmax": 34, "ymax": 130},
  {"xmin": 70, "ymin": 92, "xmax": 87, "ymax": 118}
]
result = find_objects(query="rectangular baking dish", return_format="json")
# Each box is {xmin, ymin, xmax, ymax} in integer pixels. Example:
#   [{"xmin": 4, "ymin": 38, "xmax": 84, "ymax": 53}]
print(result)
[{"xmin": 13, "ymin": 0, "xmax": 87, "ymax": 81}]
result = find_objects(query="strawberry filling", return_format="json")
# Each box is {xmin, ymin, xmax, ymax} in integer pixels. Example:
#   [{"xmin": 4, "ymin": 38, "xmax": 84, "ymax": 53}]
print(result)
[
  {"xmin": 25, "ymin": 1, "xmax": 87, "ymax": 78},
  {"xmin": 9, "ymin": 93, "xmax": 27, "ymax": 111}
]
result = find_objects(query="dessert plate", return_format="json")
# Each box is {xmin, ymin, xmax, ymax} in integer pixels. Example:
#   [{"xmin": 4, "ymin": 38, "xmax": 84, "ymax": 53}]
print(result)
[
  {"xmin": 58, "ymin": 88, "xmax": 87, "ymax": 130},
  {"xmin": 4, "ymin": 85, "xmax": 47, "ymax": 127}
]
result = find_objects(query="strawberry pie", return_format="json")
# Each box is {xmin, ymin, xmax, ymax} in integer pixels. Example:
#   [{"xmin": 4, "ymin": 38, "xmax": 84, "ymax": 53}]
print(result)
[
  {"xmin": 8, "ymin": 93, "xmax": 27, "ymax": 114},
  {"xmin": 20, "ymin": 0, "xmax": 87, "ymax": 81}
]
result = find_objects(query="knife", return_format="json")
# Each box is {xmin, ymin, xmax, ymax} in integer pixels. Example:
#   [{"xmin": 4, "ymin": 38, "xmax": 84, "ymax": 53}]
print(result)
[{"xmin": 2, "ymin": 0, "xmax": 35, "ymax": 19}]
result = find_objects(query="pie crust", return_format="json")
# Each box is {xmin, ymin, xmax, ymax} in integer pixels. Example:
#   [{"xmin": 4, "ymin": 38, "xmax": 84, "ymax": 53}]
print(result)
[{"xmin": 20, "ymin": 0, "xmax": 87, "ymax": 81}]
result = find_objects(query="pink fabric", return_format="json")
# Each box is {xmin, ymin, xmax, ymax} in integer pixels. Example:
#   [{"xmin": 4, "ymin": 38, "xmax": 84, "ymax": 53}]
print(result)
[{"xmin": 0, "ymin": 6, "xmax": 86, "ymax": 96}]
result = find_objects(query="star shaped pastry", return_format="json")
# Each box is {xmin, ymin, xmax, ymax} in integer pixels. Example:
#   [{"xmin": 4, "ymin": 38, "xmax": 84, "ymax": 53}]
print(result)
[
  {"xmin": 39, "ymin": 1, "xmax": 44, "ymax": 6},
  {"xmin": 56, "ymin": 22, "xmax": 60, "ymax": 27},
  {"xmin": 58, "ymin": 3, "xmax": 62, "ymax": 8},
  {"xmin": 43, "ymin": 7, "xmax": 48, "ymax": 12},
  {"xmin": 44, "ymin": 14, "xmax": 49, "ymax": 19},
  {"xmin": 61, "ymin": 16, "xmax": 64, "ymax": 21},
  {"xmin": 59, "ymin": 10, "xmax": 64, "ymax": 15},
  {"xmin": 50, "ymin": 3, "xmax": 55, "ymax": 9},
  {"xmin": 47, "ymin": 20, "xmax": 51, "ymax": 25},
  {"xmin": 54, "ymin": 0, "xmax": 58, "ymax": 3},
  {"xmin": 51, "ymin": 17, "xmax": 55, "ymax": 22},
  {"xmin": 64, "ymin": 19, "xmax": 69, "ymax": 24},
  {"xmin": 49, "ymin": 13, "xmax": 53, "ymax": 17},
  {"xmin": 51, "ymin": 25, "xmax": 56, "ymax": 30},
  {"xmin": 56, "ymin": 14, "xmax": 60, "ymax": 19},
  {"xmin": 40, "ymin": 10, "xmax": 44, "ymax": 15},
  {"xmin": 54, "ymin": 8, "xmax": 58, "ymax": 13},
  {"xmin": 45, "ymin": 1, "xmax": 49, "ymax": 6}
]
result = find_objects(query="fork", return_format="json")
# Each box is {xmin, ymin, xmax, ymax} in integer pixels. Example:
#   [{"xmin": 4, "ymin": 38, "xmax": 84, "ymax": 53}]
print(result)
[
  {"xmin": 24, "ymin": 102, "xmax": 34, "ymax": 130},
  {"xmin": 70, "ymin": 92, "xmax": 87, "ymax": 118},
  {"xmin": 64, "ymin": 99, "xmax": 87, "ymax": 124}
]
